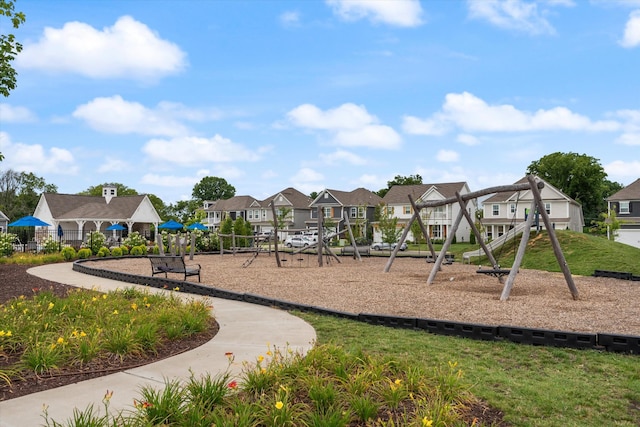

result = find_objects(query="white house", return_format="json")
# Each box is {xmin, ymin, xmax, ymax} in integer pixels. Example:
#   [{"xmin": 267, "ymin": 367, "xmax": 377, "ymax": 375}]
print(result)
[
  {"xmin": 481, "ymin": 176, "xmax": 584, "ymax": 239},
  {"xmin": 33, "ymin": 186, "xmax": 162, "ymax": 246},
  {"xmin": 379, "ymin": 182, "xmax": 476, "ymax": 243}
]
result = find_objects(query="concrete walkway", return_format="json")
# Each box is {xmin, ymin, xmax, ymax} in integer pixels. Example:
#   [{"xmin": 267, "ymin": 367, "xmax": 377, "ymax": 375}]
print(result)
[{"xmin": 0, "ymin": 263, "xmax": 316, "ymax": 427}]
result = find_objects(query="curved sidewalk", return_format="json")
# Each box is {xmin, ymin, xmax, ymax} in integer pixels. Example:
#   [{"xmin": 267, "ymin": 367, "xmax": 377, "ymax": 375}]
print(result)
[{"xmin": 0, "ymin": 263, "xmax": 316, "ymax": 427}]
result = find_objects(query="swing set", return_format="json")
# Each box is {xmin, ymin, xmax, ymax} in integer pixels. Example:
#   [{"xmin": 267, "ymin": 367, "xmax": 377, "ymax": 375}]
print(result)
[{"xmin": 383, "ymin": 175, "xmax": 580, "ymax": 301}]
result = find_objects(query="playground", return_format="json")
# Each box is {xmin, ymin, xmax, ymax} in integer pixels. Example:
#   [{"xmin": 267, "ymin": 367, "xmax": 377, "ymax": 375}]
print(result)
[{"xmin": 89, "ymin": 254, "xmax": 639, "ymax": 336}]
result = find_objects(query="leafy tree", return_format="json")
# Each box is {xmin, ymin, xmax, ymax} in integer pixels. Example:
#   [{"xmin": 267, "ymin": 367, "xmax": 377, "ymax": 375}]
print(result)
[
  {"xmin": 219, "ymin": 216, "xmax": 233, "ymax": 249},
  {"xmin": 375, "ymin": 203, "xmax": 400, "ymax": 244},
  {"xmin": 192, "ymin": 176, "xmax": 235, "ymax": 202},
  {"xmin": 592, "ymin": 209, "xmax": 621, "ymax": 240},
  {"xmin": 146, "ymin": 193, "xmax": 169, "ymax": 220},
  {"xmin": 376, "ymin": 174, "xmax": 423, "ymax": 198},
  {"xmin": 526, "ymin": 152, "xmax": 616, "ymax": 224},
  {"xmin": 0, "ymin": 169, "xmax": 57, "ymax": 220},
  {"xmin": 1, "ymin": 0, "xmax": 25, "ymax": 97},
  {"xmin": 309, "ymin": 191, "xmax": 318, "ymax": 200},
  {"xmin": 166, "ymin": 199, "xmax": 200, "ymax": 224},
  {"xmin": 78, "ymin": 182, "xmax": 138, "ymax": 197}
]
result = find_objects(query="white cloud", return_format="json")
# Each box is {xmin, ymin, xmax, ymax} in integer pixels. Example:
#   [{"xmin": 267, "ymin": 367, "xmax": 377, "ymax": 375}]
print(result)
[
  {"xmin": 97, "ymin": 157, "xmax": 130, "ymax": 173},
  {"xmin": 467, "ymin": 0, "xmax": 571, "ymax": 35},
  {"xmin": 620, "ymin": 10, "xmax": 640, "ymax": 47},
  {"xmin": 604, "ymin": 160, "xmax": 640, "ymax": 180},
  {"xmin": 402, "ymin": 115, "xmax": 449, "ymax": 136},
  {"xmin": 292, "ymin": 167, "xmax": 324, "ymax": 183},
  {"xmin": 0, "ymin": 132, "xmax": 77, "ymax": 174},
  {"xmin": 326, "ymin": 0, "xmax": 423, "ymax": 27},
  {"xmin": 456, "ymin": 133, "xmax": 481, "ymax": 145},
  {"xmin": 436, "ymin": 149, "xmax": 460, "ymax": 162},
  {"xmin": 18, "ymin": 15, "xmax": 187, "ymax": 81},
  {"xmin": 280, "ymin": 11, "xmax": 301, "ymax": 27},
  {"xmin": 0, "ymin": 104, "xmax": 36, "ymax": 122},
  {"xmin": 142, "ymin": 135, "xmax": 261, "ymax": 167},
  {"xmin": 320, "ymin": 149, "xmax": 367, "ymax": 165},
  {"xmin": 141, "ymin": 174, "xmax": 201, "ymax": 188},
  {"xmin": 73, "ymin": 96, "xmax": 190, "ymax": 137},
  {"xmin": 616, "ymin": 133, "xmax": 640, "ymax": 145},
  {"xmin": 287, "ymin": 103, "xmax": 402, "ymax": 149},
  {"xmin": 404, "ymin": 92, "xmax": 621, "ymax": 134}
]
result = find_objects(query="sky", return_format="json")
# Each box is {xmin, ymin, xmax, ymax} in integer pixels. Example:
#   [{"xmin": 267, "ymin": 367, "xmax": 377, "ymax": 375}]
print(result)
[{"xmin": 1, "ymin": 0, "xmax": 639, "ymax": 205}]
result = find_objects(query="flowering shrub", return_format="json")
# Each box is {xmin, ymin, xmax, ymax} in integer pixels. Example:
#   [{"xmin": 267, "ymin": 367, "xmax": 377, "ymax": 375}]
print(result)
[
  {"xmin": 77, "ymin": 248, "xmax": 92, "ymax": 259},
  {"xmin": 85, "ymin": 231, "xmax": 106, "ymax": 255},
  {"xmin": 97, "ymin": 246, "xmax": 111, "ymax": 257},
  {"xmin": 0, "ymin": 233, "xmax": 17, "ymax": 257},
  {"xmin": 61, "ymin": 246, "xmax": 76, "ymax": 261},
  {"xmin": 123, "ymin": 231, "xmax": 146, "ymax": 248},
  {"xmin": 41, "ymin": 235, "xmax": 59, "ymax": 254}
]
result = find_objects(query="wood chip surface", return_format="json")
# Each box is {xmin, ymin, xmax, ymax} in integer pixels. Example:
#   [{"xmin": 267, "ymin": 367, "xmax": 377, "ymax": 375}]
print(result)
[{"xmin": 88, "ymin": 254, "xmax": 640, "ymax": 336}]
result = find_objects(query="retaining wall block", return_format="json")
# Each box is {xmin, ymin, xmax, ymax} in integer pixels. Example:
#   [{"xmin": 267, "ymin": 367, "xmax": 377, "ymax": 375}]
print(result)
[
  {"xmin": 597, "ymin": 333, "xmax": 640, "ymax": 354},
  {"xmin": 243, "ymin": 293, "xmax": 276, "ymax": 307},
  {"xmin": 498, "ymin": 326, "xmax": 597, "ymax": 349},
  {"xmin": 358, "ymin": 313, "xmax": 417, "ymax": 329}
]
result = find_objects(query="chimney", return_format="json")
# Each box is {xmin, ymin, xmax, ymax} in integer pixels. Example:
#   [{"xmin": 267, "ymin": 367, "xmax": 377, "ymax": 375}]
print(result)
[{"xmin": 103, "ymin": 185, "xmax": 117, "ymax": 204}]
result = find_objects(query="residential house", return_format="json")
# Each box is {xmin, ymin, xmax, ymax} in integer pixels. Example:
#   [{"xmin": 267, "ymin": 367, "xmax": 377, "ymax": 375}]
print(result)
[
  {"xmin": 33, "ymin": 186, "xmax": 162, "ymax": 246},
  {"xmin": 607, "ymin": 178, "xmax": 640, "ymax": 249},
  {"xmin": 380, "ymin": 182, "xmax": 476, "ymax": 243},
  {"xmin": 481, "ymin": 176, "xmax": 584, "ymax": 240},
  {"xmin": 309, "ymin": 188, "xmax": 382, "ymax": 242},
  {"xmin": 255, "ymin": 187, "xmax": 313, "ymax": 235},
  {"xmin": 0, "ymin": 210, "xmax": 9, "ymax": 233},
  {"xmin": 203, "ymin": 195, "xmax": 259, "ymax": 230}
]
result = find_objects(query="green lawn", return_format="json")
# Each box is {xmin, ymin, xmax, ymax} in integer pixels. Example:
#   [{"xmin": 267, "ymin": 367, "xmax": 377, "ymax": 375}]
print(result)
[{"xmin": 300, "ymin": 313, "xmax": 640, "ymax": 427}]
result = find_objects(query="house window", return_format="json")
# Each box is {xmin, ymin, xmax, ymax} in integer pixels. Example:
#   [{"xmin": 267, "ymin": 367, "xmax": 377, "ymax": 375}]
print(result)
[
  {"xmin": 431, "ymin": 224, "xmax": 442, "ymax": 239},
  {"xmin": 358, "ymin": 206, "xmax": 365, "ymax": 218},
  {"xmin": 350, "ymin": 207, "xmax": 357, "ymax": 218},
  {"xmin": 545, "ymin": 203, "xmax": 551, "ymax": 215},
  {"xmin": 324, "ymin": 193, "xmax": 329, "ymax": 199},
  {"xmin": 510, "ymin": 203, "xmax": 516, "ymax": 214},
  {"xmin": 262, "ymin": 210, "xmax": 267, "ymax": 218},
  {"xmin": 386, "ymin": 206, "xmax": 394, "ymax": 215},
  {"xmin": 620, "ymin": 201, "xmax": 630, "ymax": 214},
  {"xmin": 323, "ymin": 207, "xmax": 332, "ymax": 218},
  {"xmin": 492, "ymin": 205, "xmax": 499, "ymax": 216},
  {"xmin": 403, "ymin": 206, "xmax": 411, "ymax": 215}
]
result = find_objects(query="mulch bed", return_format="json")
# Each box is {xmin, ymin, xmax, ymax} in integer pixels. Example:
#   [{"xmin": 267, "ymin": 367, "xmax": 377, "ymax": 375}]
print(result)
[{"xmin": 0, "ymin": 263, "xmax": 218, "ymax": 401}]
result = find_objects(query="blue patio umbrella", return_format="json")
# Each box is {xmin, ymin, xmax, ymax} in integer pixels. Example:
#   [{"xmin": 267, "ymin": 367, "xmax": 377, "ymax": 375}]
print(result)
[
  {"xmin": 187, "ymin": 223, "xmax": 208, "ymax": 230},
  {"xmin": 8, "ymin": 216, "xmax": 51, "ymax": 252},
  {"xmin": 158, "ymin": 219, "xmax": 184, "ymax": 230},
  {"xmin": 106, "ymin": 224, "xmax": 126, "ymax": 231},
  {"xmin": 8, "ymin": 215, "xmax": 51, "ymax": 227}
]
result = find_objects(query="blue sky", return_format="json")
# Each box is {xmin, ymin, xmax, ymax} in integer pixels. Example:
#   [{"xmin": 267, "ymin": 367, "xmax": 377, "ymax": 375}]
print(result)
[{"xmin": 1, "ymin": 0, "xmax": 639, "ymax": 204}]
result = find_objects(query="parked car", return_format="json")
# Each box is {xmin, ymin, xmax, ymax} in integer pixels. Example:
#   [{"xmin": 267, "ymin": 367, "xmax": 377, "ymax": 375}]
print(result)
[
  {"xmin": 284, "ymin": 236, "xmax": 311, "ymax": 248},
  {"xmin": 371, "ymin": 242, "xmax": 408, "ymax": 251}
]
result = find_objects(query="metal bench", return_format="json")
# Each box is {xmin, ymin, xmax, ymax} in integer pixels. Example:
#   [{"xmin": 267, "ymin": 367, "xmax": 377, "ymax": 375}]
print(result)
[
  {"xmin": 340, "ymin": 245, "xmax": 370, "ymax": 258},
  {"xmin": 426, "ymin": 253, "xmax": 455, "ymax": 265},
  {"xmin": 148, "ymin": 255, "xmax": 201, "ymax": 282}
]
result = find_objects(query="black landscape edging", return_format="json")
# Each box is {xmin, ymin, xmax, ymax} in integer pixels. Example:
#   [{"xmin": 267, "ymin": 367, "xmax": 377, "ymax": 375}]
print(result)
[
  {"xmin": 72, "ymin": 258, "xmax": 639, "ymax": 354},
  {"xmin": 593, "ymin": 270, "xmax": 635, "ymax": 281}
]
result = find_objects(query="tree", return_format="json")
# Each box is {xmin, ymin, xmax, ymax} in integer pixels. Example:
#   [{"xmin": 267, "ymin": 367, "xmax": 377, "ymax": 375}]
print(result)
[
  {"xmin": 592, "ymin": 209, "xmax": 621, "ymax": 240},
  {"xmin": 376, "ymin": 174, "xmax": 423, "ymax": 198},
  {"xmin": 192, "ymin": 176, "xmax": 235, "ymax": 202},
  {"xmin": 1, "ymin": 0, "xmax": 25, "ymax": 97},
  {"xmin": 526, "ymin": 152, "xmax": 617, "ymax": 224},
  {"xmin": 0, "ymin": 169, "xmax": 57, "ymax": 220},
  {"xmin": 78, "ymin": 183, "xmax": 138, "ymax": 197},
  {"xmin": 375, "ymin": 203, "xmax": 400, "ymax": 245},
  {"xmin": 166, "ymin": 199, "xmax": 200, "ymax": 224}
]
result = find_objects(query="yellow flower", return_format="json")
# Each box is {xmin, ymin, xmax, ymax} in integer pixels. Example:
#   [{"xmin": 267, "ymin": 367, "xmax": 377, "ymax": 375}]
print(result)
[
  {"xmin": 92, "ymin": 296, "xmax": 98, "ymax": 302},
  {"xmin": 266, "ymin": 350, "xmax": 273, "ymax": 356},
  {"xmin": 394, "ymin": 379, "xmax": 402, "ymax": 386},
  {"xmin": 257, "ymin": 355, "xmax": 264, "ymax": 363},
  {"xmin": 275, "ymin": 401, "xmax": 284, "ymax": 410},
  {"xmin": 104, "ymin": 390, "xmax": 113, "ymax": 402},
  {"xmin": 80, "ymin": 331, "xmax": 87, "ymax": 337},
  {"xmin": 173, "ymin": 287, "xmax": 180, "ymax": 291},
  {"xmin": 145, "ymin": 303, "xmax": 151, "ymax": 308},
  {"xmin": 57, "ymin": 337, "xmax": 64, "ymax": 344},
  {"xmin": 131, "ymin": 303, "xmax": 138, "ymax": 311},
  {"xmin": 112, "ymin": 309, "xmax": 119, "ymax": 315},
  {"xmin": 422, "ymin": 417, "xmax": 433, "ymax": 427},
  {"xmin": 102, "ymin": 295, "xmax": 107, "ymax": 299},
  {"xmin": 48, "ymin": 302, "xmax": 54, "ymax": 310}
]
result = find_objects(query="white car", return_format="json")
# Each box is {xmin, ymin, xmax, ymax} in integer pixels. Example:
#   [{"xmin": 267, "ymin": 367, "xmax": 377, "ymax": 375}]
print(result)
[
  {"xmin": 284, "ymin": 236, "xmax": 311, "ymax": 248},
  {"xmin": 371, "ymin": 242, "xmax": 408, "ymax": 251}
]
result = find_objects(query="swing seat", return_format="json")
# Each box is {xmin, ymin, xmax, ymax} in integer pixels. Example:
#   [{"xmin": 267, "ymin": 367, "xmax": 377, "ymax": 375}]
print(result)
[{"xmin": 476, "ymin": 268, "xmax": 511, "ymax": 278}]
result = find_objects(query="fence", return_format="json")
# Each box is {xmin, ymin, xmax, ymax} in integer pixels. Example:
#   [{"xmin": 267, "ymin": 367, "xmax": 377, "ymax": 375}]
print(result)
[{"xmin": 9, "ymin": 228, "xmax": 154, "ymax": 253}]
